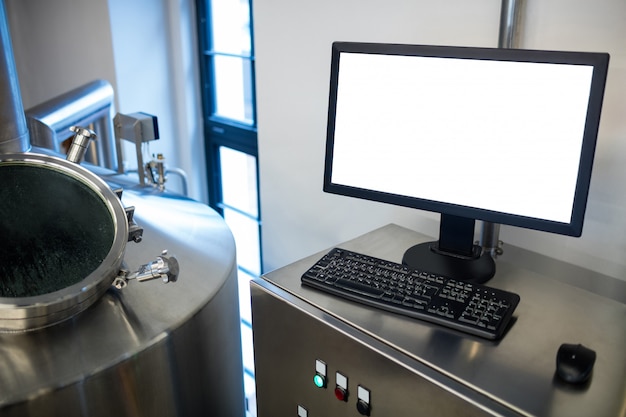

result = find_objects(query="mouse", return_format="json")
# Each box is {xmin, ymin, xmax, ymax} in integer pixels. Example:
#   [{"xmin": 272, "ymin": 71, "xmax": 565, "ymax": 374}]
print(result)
[{"xmin": 556, "ymin": 343, "xmax": 596, "ymax": 384}]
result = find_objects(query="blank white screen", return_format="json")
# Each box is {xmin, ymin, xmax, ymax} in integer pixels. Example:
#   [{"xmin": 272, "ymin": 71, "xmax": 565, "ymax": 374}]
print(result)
[{"xmin": 330, "ymin": 52, "xmax": 594, "ymax": 223}]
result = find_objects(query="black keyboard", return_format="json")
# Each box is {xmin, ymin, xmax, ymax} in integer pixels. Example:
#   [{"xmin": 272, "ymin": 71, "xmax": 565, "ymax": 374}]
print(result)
[{"xmin": 301, "ymin": 248, "xmax": 520, "ymax": 340}]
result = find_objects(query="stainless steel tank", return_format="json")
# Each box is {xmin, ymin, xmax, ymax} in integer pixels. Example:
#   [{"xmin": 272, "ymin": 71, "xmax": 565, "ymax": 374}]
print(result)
[
  {"xmin": 0, "ymin": 170, "xmax": 246, "ymax": 416},
  {"xmin": 0, "ymin": 1, "xmax": 245, "ymax": 414}
]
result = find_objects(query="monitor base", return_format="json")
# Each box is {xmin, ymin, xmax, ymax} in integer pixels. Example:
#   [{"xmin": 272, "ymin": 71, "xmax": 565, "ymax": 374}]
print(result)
[{"xmin": 402, "ymin": 241, "xmax": 496, "ymax": 284}]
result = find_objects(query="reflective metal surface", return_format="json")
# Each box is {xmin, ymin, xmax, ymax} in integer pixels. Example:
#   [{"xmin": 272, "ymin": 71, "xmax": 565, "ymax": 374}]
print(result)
[
  {"xmin": 0, "ymin": 3, "xmax": 243, "ymax": 413},
  {"xmin": 0, "ymin": 0, "xmax": 29, "ymax": 154},
  {"xmin": 498, "ymin": 0, "xmax": 524, "ymax": 49},
  {"xmin": 0, "ymin": 167, "xmax": 245, "ymax": 417},
  {"xmin": 253, "ymin": 224, "xmax": 626, "ymax": 417},
  {"xmin": 25, "ymin": 80, "xmax": 117, "ymax": 169}
]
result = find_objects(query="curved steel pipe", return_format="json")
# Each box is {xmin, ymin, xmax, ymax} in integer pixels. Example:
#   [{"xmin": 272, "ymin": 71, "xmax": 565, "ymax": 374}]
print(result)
[{"xmin": 25, "ymin": 80, "xmax": 117, "ymax": 169}]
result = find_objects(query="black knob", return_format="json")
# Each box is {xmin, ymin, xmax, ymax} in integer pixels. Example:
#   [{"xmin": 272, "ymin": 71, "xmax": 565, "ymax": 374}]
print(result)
[{"xmin": 356, "ymin": 399, "xmax": 370, "ymax": 416}]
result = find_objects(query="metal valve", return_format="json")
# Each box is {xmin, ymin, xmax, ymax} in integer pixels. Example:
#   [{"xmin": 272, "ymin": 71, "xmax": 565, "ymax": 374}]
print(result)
[
  {"xmin": 133, "ymin": 250, "xmax": 179, "ymax": 283},
  {"xmin": 112, "ymin": 250, "xmax": 179, "ymax": 289},
  {"xmin": 67, "ymin": 126, "xmax": 97, "ymax": 163}
]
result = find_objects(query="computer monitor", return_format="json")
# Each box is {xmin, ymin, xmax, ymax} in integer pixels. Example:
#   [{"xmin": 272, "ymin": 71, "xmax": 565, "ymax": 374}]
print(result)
[{"xmin": 324, "ymin": 41, "xmax": 609, "ymax": 283}]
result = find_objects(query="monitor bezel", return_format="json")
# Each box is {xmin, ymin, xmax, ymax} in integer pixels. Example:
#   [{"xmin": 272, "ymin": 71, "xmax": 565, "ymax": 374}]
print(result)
[{"xmin": 323, "ymin": 41, "xmax": 610, "ymax": 237}]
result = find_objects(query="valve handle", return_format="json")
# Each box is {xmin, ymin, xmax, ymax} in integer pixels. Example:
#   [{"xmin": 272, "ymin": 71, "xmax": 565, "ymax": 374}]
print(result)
[
  {"xmin": 133, "ymin": 250, "xmax": 179, "ymax": 283},
  {"xmin": 112, "ymin": 250, "xmax": 179, "ymax": 290}
]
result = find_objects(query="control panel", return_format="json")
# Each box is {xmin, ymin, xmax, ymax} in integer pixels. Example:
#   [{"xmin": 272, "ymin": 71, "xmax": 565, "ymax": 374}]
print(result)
[
  {"xmin": 251, "ymin": 280, "xmax": 506, "ymax": 416},
  {"xmin": 306, "ymin": 359, "xmax": 371, "ymax": 415}
]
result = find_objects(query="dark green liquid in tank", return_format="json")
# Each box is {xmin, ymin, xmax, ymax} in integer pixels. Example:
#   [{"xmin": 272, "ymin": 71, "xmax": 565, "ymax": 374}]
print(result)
[{"xmin": 0, "ymin": 164, "xmax": 115, "ymax": 297}]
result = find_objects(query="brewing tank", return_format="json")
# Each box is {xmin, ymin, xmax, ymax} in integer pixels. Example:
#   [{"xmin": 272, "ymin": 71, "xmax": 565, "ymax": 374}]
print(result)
[
  {"xmin": 0, "ymin": 1, "xmax": 244, "ymax": 413},
  {"xmin": 0, "ymin": 163, "xmax": 245, "ymax": 416}
]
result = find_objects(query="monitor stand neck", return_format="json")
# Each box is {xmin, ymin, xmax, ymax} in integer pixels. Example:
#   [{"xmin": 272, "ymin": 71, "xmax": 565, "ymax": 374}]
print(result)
[{"xmin": 402, "ymin": 214, "xmax": 496, "ymax": 284}]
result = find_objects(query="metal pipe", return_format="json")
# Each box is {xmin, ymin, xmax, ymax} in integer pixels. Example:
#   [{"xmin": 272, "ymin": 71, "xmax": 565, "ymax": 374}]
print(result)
[
  {"xmin": 0, "ymin": 0, "xmax": 29, "ymax": 153},
  {"xmin": 25, "ymin": 80, "xmax": 117, "ymax": 169},
  {"xmin": 498, "ymin": 0, "xmax": 524, "ymax": 49},
  {"xmin": 479, "ymin": 221, "xmax": 503, "ymax": 258},
  {"xmin": 480, "ymin": 0, "xmax": 525, "ymax": 258},
  {"xmin": 166, "ymin": 167, "xmax": 189, "ymax": 197}
]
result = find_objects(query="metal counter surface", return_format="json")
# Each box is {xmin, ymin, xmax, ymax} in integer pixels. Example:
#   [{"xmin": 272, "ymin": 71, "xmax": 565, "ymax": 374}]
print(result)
[
  {"xmin": 260, "ymin": 224, "xmax": 626, "ymax": 417},
  {"xmin": 0, "ymin": 175, "xmax": 245, "ymax": 416}
]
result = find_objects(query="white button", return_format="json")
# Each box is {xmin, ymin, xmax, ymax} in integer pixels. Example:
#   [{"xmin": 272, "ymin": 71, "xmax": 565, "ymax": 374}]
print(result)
[{"xmin": 297, "ymin": 405, "xmax": 308, "ymax": 417}]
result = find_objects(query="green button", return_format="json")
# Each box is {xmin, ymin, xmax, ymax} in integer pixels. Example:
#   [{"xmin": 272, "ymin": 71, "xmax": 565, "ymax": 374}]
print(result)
[{"xmin": 313, "ymin": 373, "xmax": 326, "ymax": 388}]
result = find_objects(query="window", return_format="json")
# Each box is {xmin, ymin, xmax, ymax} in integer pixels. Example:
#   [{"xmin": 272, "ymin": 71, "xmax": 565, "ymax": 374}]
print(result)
[{"xmin": 196, "ymin": 0, "xmax": 259, "ymax": 415}]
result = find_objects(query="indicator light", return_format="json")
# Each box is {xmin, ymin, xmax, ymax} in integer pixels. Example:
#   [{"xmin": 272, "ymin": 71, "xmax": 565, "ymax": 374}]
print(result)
[
  {"xmin": 314, "ymin": 359, "xmax": 327, "ymax": 388},
  {"xmin": 334, "ymin": 386, "xmax": 348, "ymax": 401},
  {"xmin": 313, "ymin": 373, "xmax": 326, "ymax": 388},
  {"xmin": 335, "ymin": 371, "xmax": 349, "ymax": 401}
]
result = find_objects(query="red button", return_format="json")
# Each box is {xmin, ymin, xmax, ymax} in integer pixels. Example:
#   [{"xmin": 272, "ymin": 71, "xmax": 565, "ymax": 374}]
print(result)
[{"xmin": 334, "ymin": 386, "xmax": 348, "ymax": 402}]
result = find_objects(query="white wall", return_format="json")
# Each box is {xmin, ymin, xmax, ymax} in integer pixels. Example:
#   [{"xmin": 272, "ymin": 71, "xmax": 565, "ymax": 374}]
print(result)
[
  {"xmin": 254, "ymin": 0, "xmax": 626, "ymax": 280},
  {"xmin": 5, "ymin": 0, "xmax": 117, "ymax": 107},
  {"xmin": 5, "ymin": 0, "xmax": 207, "ymax": 202}
]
